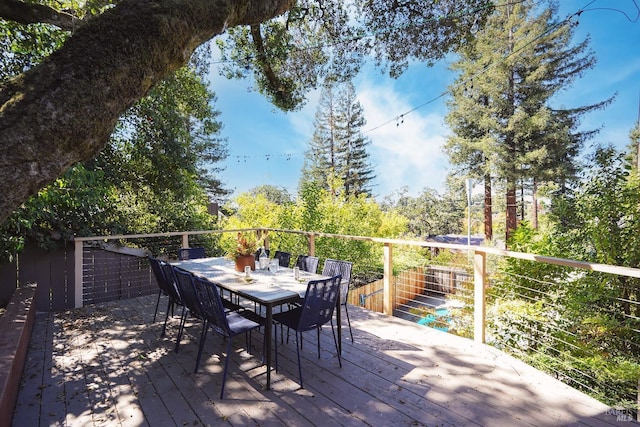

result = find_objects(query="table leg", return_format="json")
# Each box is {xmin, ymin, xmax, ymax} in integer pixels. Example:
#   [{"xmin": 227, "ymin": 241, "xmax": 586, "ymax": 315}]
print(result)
[
  {"xmin": 337, "ymin": 289, "xmax": 342, "ymax": 355},
  {"xmin": 265, "ymin": 303, "xmax": 272, "ymax": 390}
]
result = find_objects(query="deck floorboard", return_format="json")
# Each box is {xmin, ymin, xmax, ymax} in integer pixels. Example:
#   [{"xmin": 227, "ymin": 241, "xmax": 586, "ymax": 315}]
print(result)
[{"xmin": 12, "ymin": 294, "xmax": 627, "ymax": 426}]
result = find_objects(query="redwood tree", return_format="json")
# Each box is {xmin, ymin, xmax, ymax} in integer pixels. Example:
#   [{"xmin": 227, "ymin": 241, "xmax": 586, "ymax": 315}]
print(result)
[{"xmin": 444, "ymin": 0, "xmax": 608, "ymax": 244}]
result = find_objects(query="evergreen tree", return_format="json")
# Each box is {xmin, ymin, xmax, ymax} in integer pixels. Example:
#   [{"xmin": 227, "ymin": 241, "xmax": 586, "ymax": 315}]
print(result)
[
  {"xmin": 335, "ymin": 82, "xmax": 376, "ymax": 196},
  {"xmin": 302, "ymin": 83, "xmax": 339, "ymax": 188},
  {"xmin": 444, "ymin": 0, "xmax": 609, "ymax": 244},
  {"xmin": 301, "ymin": 81, "xmax": 375, "ymax": 197}
]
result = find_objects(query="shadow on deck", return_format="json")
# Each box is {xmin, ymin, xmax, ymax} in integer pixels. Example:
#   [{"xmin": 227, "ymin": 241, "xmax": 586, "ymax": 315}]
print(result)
[{"xmin": 12, "ymin": 294, "xmax": 628, "ymax": 426}]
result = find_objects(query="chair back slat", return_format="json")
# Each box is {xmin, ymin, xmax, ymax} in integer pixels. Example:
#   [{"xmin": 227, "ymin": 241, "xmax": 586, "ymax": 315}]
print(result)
[
  {"xmin": 160, "ymin": 262, "xmax": 183, "ymax": 305},
  {"xmin": 296, "ymin": 275, "xmax": 341, "ymax": 332},
  {"xmin": 295, "ymin": 255, "xmax": 319, "ymax": 274},
  {"xmin": 322, "ymin": 259, "xmax": 353, "ymax": 304},
  {"xmin": 149, "ymin": 257, "xmax": 171, "ymax": 294},
  {"xmin": 173, "ymin": 267, "xmax": 204, "ymax": 320},
  {"xmin": 274, "ymin": 251, "xmax": 291, "ymax": 267},
  {"xmin": 178, "ymin": 247, "xmax": 206, "ymax": 260},
  {"xmin": 192, "ymin": 276, "xmax": 231, "ymax": 337}
]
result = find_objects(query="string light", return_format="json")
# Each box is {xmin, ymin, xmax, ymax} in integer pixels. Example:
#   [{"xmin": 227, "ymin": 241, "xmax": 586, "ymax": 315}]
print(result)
[
  {"xmin": 581, "ymin": 0, "xmax": 640, "ymax": 23},
  {"xmin": 226, "ymin": 2, "xmax": 599, "ymax": 165},
  {"xmin": 232, "ymin": 152, "xmax": 301, "ymax": 163},
  {"xmin": 364, "ymin": 1, "xmax": 621, "ymax": 134}
]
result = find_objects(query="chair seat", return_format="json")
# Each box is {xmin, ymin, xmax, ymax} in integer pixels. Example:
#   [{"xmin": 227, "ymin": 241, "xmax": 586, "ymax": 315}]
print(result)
[
  {"xmin": 272, "ymin": 306, "xmax": 303, "ymax": 329},
  {"xmin": 237, "ymin": 309, "xmax": 266, "ymax": 326},
  {"xmin": 227, "ymin": 311, "xmax": 262, "ymax": 333},
  {"xmin": 273, "ymin": 306, "xmax": 325, "ymax": 333}
]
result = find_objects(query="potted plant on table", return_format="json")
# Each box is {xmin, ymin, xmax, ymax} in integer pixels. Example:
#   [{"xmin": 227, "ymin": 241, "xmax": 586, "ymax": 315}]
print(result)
[{"xmin": 232, "ymin": 232, "xmax": 258, "ymax": 272}]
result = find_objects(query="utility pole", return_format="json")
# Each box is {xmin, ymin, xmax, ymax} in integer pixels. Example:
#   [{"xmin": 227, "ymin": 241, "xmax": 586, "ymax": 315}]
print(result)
[
  {"xmin": 466, "ymin": 178, "xmax": 473, "ymax": 246},
  {"xmin": 636, "ymin": 91, "xmax": 640, "ymax": 170}
]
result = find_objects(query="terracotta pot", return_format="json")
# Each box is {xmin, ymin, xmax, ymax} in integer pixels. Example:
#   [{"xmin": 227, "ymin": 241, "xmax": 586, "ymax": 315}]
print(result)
[{"xmin": 234, "ymin": 254, "xmax": 255, "ymax": 272}]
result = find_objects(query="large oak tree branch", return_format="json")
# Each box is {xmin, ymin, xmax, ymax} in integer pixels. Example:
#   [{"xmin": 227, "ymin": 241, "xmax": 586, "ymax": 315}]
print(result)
[
  {"xmin": 249, "ymin": 23, "xmax": 294, "ymax": 108},
  {"xmin": 0, "ymin": 0, "xmax": 293, "ymax": 223},
  {"xmin": 0, "ymin": 0, "xmax": 79, "ymax": 31}
]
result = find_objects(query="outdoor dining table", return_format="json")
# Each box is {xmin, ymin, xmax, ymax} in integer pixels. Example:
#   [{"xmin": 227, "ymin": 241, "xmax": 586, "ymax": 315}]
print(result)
[{"xmin": 171, "ymin": 256, "xmax": 339, "ymax": 390}]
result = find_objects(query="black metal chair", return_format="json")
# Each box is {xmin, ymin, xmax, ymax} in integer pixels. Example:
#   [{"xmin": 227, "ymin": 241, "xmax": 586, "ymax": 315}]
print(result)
[
  {"xmin": 295, "ymin": 255, "xmax": 319, "ymax": 274},
  {"xmin": 322, "ymin": 259, "xmax": 354, "ymax": 342},
  {"xmin": 158, "ymin": 261, "xmax": 186, "ymax": 338},
  {"xmin": 172, "ymin": 267, "xmax": 208, "ymax": 353},
  {"xmin": 273, "ymin": 250, "xmax": 291, "ymax": 268},
  {"xmin": 273, "ymin": 275, "xmax": 342, "ymax": 388},
  {"xmin": 280, "ymin": 254, "xmax": 318, "ymax": 336},
  {"xmin": 192, "ymin": 276, "xmax": 262, "ymax": 399},
  {"xmin": 178, "ymin": 247, "xmax": 206, "ymax": 260},
  {"xmin": 149, "ymin": 257, "xmax": 171, "ymax": 323}
]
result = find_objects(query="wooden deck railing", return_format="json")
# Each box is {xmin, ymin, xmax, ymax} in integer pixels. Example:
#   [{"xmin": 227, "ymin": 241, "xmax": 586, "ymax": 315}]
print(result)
[{"xmin": 72, "ymin": 227, "xmax": 640, "ymax": 345}]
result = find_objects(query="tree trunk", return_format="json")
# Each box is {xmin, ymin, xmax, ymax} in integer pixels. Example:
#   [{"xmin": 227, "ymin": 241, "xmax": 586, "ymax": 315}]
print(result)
[
  {"xmin": 520, "ymin": 181, "xmax": 525, "ymax": 221},
  {"xmin": 483, "ymin": 173, "xmax": 492, "ymax": 242},
  {"xmin": 505, "ymin": 183, "xmax": 517, "ymax": 244},
  {"xmin": 531, "ymin": 178, "xmax": 539, "ymax": 229},
  {"xmin": 0, "ymin": 0, "xmax": 293, "ymax": 223}
]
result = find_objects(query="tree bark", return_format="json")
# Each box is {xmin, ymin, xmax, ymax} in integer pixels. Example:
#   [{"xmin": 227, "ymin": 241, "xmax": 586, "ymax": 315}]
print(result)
[
  {"xmin": 0, "ymin": 0, "xmax": 78, "ymax": 31},
  {"xmin": 505, "ymin": 184, "xmax": 517, "ymax": 244},
  {"xmin": 483, "ymin": 173, "xmax": 492, "ymax": 242},
  {"xmin": 0, "ymin": 0, "xmax": 293, "ymax": 223},
  {"xmin": 531, "ymin": 178, "xmax": 538, "ymax": 230}
]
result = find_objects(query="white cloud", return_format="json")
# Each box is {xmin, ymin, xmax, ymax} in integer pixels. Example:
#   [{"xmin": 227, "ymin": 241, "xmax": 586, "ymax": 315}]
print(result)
[
  {"xmin": 358, "ymin": 80, "xmax": 451, "ymax": 197},
  {"xmin": 286, "ymin": 88, "xmax": 321, "ymax": 151}
]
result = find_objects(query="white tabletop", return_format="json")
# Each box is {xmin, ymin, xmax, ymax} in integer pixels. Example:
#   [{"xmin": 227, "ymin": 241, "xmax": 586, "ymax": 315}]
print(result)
[{"xmin": 172, "ymin": 257, "xmax": 325, "ymax": 304}]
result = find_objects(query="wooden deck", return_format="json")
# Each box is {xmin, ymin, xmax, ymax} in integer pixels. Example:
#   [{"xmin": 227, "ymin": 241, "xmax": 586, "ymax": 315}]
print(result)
[{"xmin": 12, "ymin": 294, "xmax": 629, "ymax": 426}]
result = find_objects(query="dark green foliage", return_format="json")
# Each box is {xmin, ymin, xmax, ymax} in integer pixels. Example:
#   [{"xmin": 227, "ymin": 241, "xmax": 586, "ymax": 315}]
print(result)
[
  {"xmin": 0, "ymin": 20, "xmax": 66, "ymax": 79},
  {"xmin": 381, "ymin": 186, "xmax": 465, "ymax": 237},
  {"xmin": 0, "ymin": 165, "xmax": 121, "ymax": 259},
  {"xmin": 489, "ymin": 148, "xmax": 640, "ymax": 408},
  {"xmin": 216, "ymin": 0, "xmax": 491, "ymax": 111},
  {"xmin": 0, "ymin": 17, "xmax": 228, "ymax": 258}
]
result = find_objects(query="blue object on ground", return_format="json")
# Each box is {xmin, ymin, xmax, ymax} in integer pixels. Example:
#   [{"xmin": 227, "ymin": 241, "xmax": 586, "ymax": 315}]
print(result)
[{"xmin": 417, "ymin": 308, "xmax": 450, "ymax": 332}]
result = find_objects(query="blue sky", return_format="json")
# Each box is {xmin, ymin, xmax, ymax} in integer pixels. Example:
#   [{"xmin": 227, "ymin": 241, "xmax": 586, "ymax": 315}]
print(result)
[{"xmin": 208, "ymin": 0, "xmax": 640, "ymax": 202}]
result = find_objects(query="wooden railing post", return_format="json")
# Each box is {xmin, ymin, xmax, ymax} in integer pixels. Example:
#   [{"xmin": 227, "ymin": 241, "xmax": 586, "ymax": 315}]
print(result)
[
  {"xmin": 308, "ymin": 233, "xmax": 316, "ymax": 256},
  {"xmin": 473, "ymin": 250, "xmax": 487, "ymax": 343},
  {"xmin": 262, "ymin": 229, "xmax": 270, "ymax": 250},
  {"xmin": 383, "ymin": 242, "xmax": 393, "ymax": 315},
  {"xmin": 74, "ymin": 239, "xmax": 83, "ymax": 308},
  {"xmin": 181, "ymin": 233, "xmax": 189, "ymax": 249}
]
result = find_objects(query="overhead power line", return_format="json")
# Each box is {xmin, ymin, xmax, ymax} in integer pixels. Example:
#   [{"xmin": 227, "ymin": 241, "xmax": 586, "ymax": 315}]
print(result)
[{"xmin": 219, "ymin": 0, "xmax": 639, "ymax": 158}]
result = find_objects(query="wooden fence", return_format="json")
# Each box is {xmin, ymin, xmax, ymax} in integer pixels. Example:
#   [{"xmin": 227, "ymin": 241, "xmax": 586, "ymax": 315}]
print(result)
[
  {"xmin": 81, "ymin": 246, "xmax": 156, "ymax": 306},
  {"xmin": 0, "ymin": 244, "xmax": 157, "ymax": 311},
  {"xmin": 349, "ymin": 279, "xmax": 384, "ymax": 312},
  {"xmin": 0, "ymin": 244, "xmax": 74, "ymax": 312},
  {"xmin": 350, "ymin": 266, "xmax": 471, "ymax": 313}
]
